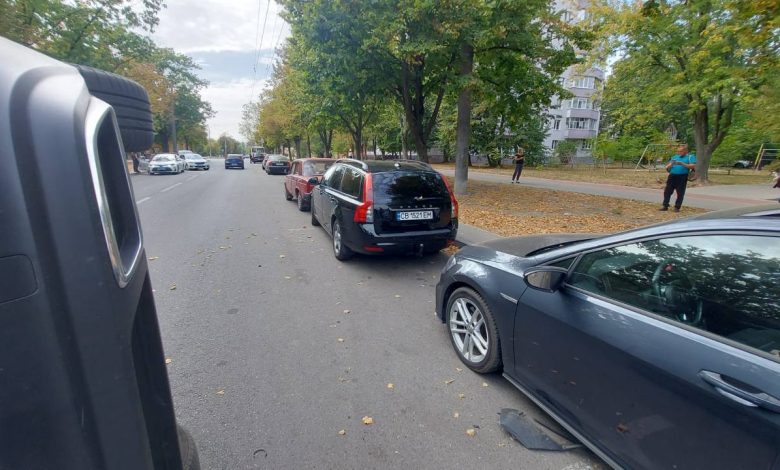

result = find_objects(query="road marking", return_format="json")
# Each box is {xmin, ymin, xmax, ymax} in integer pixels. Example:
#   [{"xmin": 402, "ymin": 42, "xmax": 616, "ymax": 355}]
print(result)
[
  {"xmin": 136, "ymin": 196, "xmax": 151, "ymax": 204},
  {"xmin": 161, "ymin": 183, "xmax": 182, "ymax": 193},
  {"xmin": 187, "ymin": 175, "xmax": 199, "ymax": 182}
]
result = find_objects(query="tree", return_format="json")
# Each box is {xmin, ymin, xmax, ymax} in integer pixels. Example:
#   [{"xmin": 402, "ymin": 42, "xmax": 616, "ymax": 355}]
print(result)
[{"xmin": 590, "ymin": 0, "xmax": 780, "ymax": 182}]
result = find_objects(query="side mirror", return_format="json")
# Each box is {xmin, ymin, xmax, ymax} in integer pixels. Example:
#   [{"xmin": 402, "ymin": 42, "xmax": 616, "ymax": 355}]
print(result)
[
  {"xmin": 308, "ymin": 177, "xmax": 319, "ymax": 185},
  {"xmin": 524, "ymin": 267, "xmax": 568, "ymax": 293}
]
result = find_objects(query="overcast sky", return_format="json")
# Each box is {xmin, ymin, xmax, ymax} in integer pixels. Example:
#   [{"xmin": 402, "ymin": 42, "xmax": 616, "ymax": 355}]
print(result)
[{"xmin": 149, "ymin": 0, "xmax": 289, "ymax": 141}]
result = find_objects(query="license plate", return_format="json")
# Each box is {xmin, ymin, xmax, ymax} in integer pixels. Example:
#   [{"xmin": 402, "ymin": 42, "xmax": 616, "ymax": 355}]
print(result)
[{"xmin": 397, "ymin": 210, "xmax": 433, "ymax": 221}]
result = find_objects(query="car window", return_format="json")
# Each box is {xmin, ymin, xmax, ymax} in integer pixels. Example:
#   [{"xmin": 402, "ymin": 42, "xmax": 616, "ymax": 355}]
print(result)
[
  {"xmin": 372, "ymin": 171, "xmax": 447, "ymax": 205},
  {"xmin": 322, "ymin": 165, "xmax": 345, "ymax": 189},
  {"xmin": 568, "ymin": 235, "xmax": 780, "ymax": 357},
  {"xmin": 292, "ymin": 162, "xmax": 300, "ymax": 175},
  {"xmin": 548, "ymin": 257, "xmax": 575, "ymax": 270},
  {"xmin": 303, "ymin": 161, "xmax": 332, "ymax": 176},
  {"xmin": 340, "ymin": 167, "xmax": 363, "ymax": 199}
]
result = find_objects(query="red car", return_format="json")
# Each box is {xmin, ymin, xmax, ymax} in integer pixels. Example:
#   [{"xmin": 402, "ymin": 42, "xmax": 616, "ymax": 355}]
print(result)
[{"xmin": 284, "ymin": 158, "xmax": 335, "ymax": 211}]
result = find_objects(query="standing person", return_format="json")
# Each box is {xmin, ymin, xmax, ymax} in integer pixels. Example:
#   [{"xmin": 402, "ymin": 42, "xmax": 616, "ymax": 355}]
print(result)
[
  {"xmin": 131, "ymin": 152, "xmax": 139, "ymax": 174},
  {"xmin": 660, "ymin": 144, "xmax": 696, "ymax": 212},
  {"xmin": 511, "ymin": 147, "xmax": 525, "ymax": 183}
]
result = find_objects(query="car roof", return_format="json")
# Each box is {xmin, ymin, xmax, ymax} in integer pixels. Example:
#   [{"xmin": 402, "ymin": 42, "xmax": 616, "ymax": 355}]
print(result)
[
  {"xmin": 226, "ymin": 154, "xmax": 242, "ymax": 157},
  {"xmin": 153, "ymin": 153, "xmax": 176, "ymax": 158},
  {"xmin": 269, "ymin": 155, "xmax": 288, "ymax": 160},
  {"xmin": 335, "ymin": 159, "xmax": 434, "ymax": 173},
  {"xmin": 297, "ymin": 158, "xmax": 333, "ymax": 163}
]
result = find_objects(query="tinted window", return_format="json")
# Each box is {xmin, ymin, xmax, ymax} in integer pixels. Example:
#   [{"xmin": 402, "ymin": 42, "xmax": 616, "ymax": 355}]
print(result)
[
  {"xmin": 340, "ymin": 168, "xmax": 363, "ymax": 199},
  {"xmin": 372, "ymin": 171, "xmax": 447, "ymax": 205},
  {"xmin": 322, "ymin": 165, "xmax": 345, "ymax": 189},
  {"xmin": 568, "ymin": 235, "xmax": 780, "ymax": 357}
]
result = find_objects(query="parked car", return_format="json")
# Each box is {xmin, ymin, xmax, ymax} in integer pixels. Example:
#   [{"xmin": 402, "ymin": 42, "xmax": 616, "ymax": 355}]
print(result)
[
  {"xmin": 183, "ymin": 153, "xmax": 210, "ymax": 171},
  {"xmin": 284, "ymin": 158, "xmax": 335, "ymax": 211},
  {"xmin": 310, "ymin": 159, "xmax": 458, "ymax": 260},
  {"xmin": 224, "ymin": 154, "xmax": 244, "ymax": 170},
  {"xmin": 261, "ymin": 154, "xmax": 273, "ymax": 170},
  {"xmin": 250, "ymin": 152, "xmax": 265, "ymax": 164},
  {"xmin": 265, "ymin": 155, "xmax": 291, "ymax": 175},
  {"xmin": 435, "ymin": 205, "xmax": 780, "ymax": 470},
  {"xmin": 733, "ymin": 159, "xmax": 753, "ymax": 168},
  {"xmin": 149, "ymin": 153, "xmax": 185, "ymax": 174}
]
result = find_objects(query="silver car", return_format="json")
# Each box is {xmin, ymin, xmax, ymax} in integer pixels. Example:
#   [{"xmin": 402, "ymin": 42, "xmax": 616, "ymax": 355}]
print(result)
[
  {"xmin": 183, "ymin": 153, "xmax": 210, "ymax": 171},
  {"xmin": 149, "ymin": 153, "xmax": 184, "ymax": 174}
]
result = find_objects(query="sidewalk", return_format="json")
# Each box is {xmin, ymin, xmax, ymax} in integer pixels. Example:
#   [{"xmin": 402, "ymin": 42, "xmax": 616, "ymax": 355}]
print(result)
[
  {"xmin": 456, "ymin": 223, "xmax": 500, "ymax": 245},
  {"xmin": 438, "ymin": 168, "xmax": 779, "ymax": 211}
]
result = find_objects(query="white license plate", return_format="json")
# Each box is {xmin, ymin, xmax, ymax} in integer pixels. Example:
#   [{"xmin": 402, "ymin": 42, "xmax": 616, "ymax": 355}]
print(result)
[{"xmin": 397, "ymin": 210, "xmax": 433, "ymax": 221}]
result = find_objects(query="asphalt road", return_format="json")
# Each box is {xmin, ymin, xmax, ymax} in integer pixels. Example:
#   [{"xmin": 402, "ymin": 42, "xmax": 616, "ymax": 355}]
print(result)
[{"xmin": 131, "ymin": 161, "xmax": 603, "ymax": 470}]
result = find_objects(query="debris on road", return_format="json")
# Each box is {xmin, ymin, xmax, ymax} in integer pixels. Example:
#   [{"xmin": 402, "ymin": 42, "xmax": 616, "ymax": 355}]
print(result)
[
  {"xmin": 498, "ymin": 408, "xmax": 582, "ymax": 451},
  {"xmin": 466, "ymin": 428, "xmax": 477, "ymax": 437},
  {"xmin": 387, "ymin": 383, "xmax": 394, "ymax": 390},
  {"xmin": 164, "ymin": 358, "xmax": 172, "ymax": 364},
  {"xmin": 362, "ymin": 416, "xmax": 374, "ymax": 425},
  {"xmin": 444, "ymin": 379, "xmax": 454, "ymax": 385},
  {"xmin": 338, "ymin": 430, "xmax": 346, "ymax": 436},
  {"xmin": 148, "ymin": 256, "xmax": 159, "ymax": 261},
  {"xmin": 169, "ymin": 284, "xmax": 177, "ymax": 290},
  {"xmin": 216, "ymin": 389, "xmax": 225, "ymax": 396}
]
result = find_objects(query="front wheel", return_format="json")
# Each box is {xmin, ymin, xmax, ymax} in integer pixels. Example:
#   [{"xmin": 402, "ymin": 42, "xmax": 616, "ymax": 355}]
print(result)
[
  {"xmin": 446, "ymin": 287, "xmax": 501, "ymax": 373},
  {"xmin": 332, "ymin": 219, "xmax": 353, "ymax": 261}
]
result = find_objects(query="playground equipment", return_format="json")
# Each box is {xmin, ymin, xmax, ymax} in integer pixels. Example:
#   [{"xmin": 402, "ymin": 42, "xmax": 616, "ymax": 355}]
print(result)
[{"xmin": 753, "ymin": 143, "xmax": 779, "ymax": 170}]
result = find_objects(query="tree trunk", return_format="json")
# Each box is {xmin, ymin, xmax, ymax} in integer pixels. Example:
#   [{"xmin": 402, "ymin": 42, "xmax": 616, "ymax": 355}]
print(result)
[
  {"xmin": 401, "ymin": 113, "xmax": 408, "ymax": 159},
  {"xmin": 455, "ymin": 43, "xmax": 474, "ymax": 196},
  {"xmin": 293, "ymin": 136, "xmax": 302, "ymax": 159},
  {"xmin": 352, "ymin": 129, "xmax": 362, "ymax": 160},
  {"xmin": 306, "ymin": 133, "xmax": 312, "ymax": 158},
  {"xmin": 158, "ymin": 127, "xmax": 170, "ymax": 152}
]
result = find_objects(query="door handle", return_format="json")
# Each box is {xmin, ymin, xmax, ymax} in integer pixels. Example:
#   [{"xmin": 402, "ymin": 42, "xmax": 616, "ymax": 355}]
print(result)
[{"xmin": 699, "ymin": 370, "xmax": 780, "ymax": 413}]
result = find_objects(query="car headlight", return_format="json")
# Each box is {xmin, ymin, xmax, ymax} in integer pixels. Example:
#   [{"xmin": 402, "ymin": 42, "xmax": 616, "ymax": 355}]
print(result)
[{"xmin": 443, "ymin": 253, "xmax": 458, "ymax": 272}]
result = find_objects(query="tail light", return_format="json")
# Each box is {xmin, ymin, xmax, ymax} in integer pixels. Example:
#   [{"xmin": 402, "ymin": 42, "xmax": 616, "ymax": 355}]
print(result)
[
  {"xmin": 440, "ymin": 174, "xmax": 459, "ymax": 219},
  {"xmin": 354, "ymin": 173, "xmax": 374, "ymax": 223}
]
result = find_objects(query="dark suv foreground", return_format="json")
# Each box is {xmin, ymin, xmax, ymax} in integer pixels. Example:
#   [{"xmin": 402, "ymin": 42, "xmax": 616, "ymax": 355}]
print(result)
[{"xmin": 310, "ymin": 159, "xmax": 458, "ymax": 260}]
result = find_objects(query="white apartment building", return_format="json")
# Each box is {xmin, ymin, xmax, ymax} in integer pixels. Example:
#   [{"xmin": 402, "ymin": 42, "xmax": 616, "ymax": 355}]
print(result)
[{"xmin": 542, "ymin": 0, "xmax": 604, "ymax": 162}]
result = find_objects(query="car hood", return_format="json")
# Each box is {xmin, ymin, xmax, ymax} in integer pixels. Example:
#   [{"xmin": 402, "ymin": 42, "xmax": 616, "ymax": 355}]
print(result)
[{"xmin": 478, "ymin": 233, "xmax": 603, "ymax": 258}]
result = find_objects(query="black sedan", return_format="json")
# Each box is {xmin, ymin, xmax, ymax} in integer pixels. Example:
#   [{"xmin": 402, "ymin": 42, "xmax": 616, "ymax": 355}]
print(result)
[
  {"xmin": 265, "ymin": 155, "xmax": 290, "ymax": 175},
  {"xmin": 436, "ymin": 206, "xmax": 780, "ymax": 469}
]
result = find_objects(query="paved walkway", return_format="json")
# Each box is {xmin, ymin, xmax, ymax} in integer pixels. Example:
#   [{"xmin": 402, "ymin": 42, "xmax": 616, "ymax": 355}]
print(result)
[
  {"xmin": 438, "ymin": 168, "xmax": 779, "ymax": 211},
  {"xmin": 448, "ymin": 168, "xmax": 780, "ymax": 245}
]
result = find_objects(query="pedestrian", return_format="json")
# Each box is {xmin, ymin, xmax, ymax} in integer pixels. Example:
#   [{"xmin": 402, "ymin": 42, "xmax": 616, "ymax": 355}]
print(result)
[
  {"xmin": 511, "ymin": 147, "xmax": 525, "ymax": 183},
  {"xmin": 131, "ymin": 152, "xmax": 139, "ymax": 173},
  {"xmin": 772, "ymin": 170, "xmax": 780, "ymax": 189},
  {"xmin": 660, "ymin": 144, "xmax": 696, "ymax": 212}
]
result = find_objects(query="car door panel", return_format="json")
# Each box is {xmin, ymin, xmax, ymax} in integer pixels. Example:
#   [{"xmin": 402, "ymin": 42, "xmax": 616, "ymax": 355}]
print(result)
[{"xmin": 512, "ymin": 275, "xmax": 780, "ymax": 469}]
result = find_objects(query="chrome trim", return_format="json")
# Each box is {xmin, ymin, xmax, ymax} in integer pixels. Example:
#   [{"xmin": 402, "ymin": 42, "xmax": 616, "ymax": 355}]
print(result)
[
  {"xmin": 84, "ymin": 97, "xmax": 143, "ymax": 288},
  {"xmin": 502, "ymin": 373, "xmax": 623, "ymax": 470},
  {"xmin": 499, "ymin": 292, "xmax": 518, "ymax": 304}
]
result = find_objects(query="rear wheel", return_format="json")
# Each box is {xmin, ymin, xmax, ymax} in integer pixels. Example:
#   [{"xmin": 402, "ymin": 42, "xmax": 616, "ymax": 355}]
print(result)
[
  {"xmin": 284, "ymin": 185, "xmax": 293, "ymax": 201},
  {"xmin": 332, "ymin": 219, "xmax": 353, "ymax": 261},
  {"xmin": 310, "ymin": 199, "xmax": 320, "ymax": 226},
  {"xmin": 446, "ymin": 287, "xmax": 501, "ymax": 373},
  {"xmin": 297, "ymin": 192, "xmax": 307, "ymax": 211}
]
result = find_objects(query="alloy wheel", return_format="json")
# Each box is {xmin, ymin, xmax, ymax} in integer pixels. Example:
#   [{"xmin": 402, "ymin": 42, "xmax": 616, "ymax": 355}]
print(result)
[{"xmin": 449, "ymin": 297, "xmax": 489, "ymax": 364}]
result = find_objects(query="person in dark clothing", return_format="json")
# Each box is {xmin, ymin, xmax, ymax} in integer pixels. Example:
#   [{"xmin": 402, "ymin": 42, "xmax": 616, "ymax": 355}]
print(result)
[
  {"xmin": 660, "ymin": 144, "xmax": 696, "ymax": 212},
  {"xmin": 131, "ymin": 153, "xmax": 139, "ymax": 173},
  {"xmin": 511, "ymin": 148, "xmax": 525, "ymax": 183}
]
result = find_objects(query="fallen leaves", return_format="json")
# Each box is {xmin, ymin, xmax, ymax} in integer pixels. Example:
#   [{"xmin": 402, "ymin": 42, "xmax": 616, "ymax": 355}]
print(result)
[
  {"xmin": 444, "ymin": 379, "xmax": 455, "ymax": 385},
  {"xmin": 458, "ymin": 393, "xmax": 466, "ymax": 399},
  {"xmin": 216, "ymin": 389, "xmax": 225, "ymax": 396},
  {"xmin": 387, "ymin": 383, "xmax": 394, "ymax": 390},
  {"xmin": 164, "ymin": 358, "xmax": 172, "ymax": 364},
  {"xmin": 338, "ymin": 430, "xmax": 346, "ymax": 436},
  {"xmin": 466, "ymin": 428, "xmax": 477, "ymax": 437},
  {"xmin": 343, "ymin": 309, "xmax": 351, "ymax": 314},
  {"xmin": 148, "ymin": 256, "xmax": 159, "ymax": 261},
  {"xmin": 361, "ymin": 416, "xmax": 374, "ymax": 425},
  {"xmin": 337, "ymin": 338, "xmax": 345, "ymax": 343},
  {"xmin": 482, "ymin": 382, "xmax": 489, "ymax": 387},
  {"xmin": 169, "ymin": 284, "xmax": 177, "ymax": 291},
  {"xmin": 453, "ymin": 412, "xmax": 460, "ymax": 418}
]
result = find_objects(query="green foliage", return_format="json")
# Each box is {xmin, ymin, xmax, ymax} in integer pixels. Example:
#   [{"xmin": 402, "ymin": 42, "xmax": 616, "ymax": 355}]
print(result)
[{"xmin": 553, "ymin": 140, "xmax": 578, "ymax": 165}]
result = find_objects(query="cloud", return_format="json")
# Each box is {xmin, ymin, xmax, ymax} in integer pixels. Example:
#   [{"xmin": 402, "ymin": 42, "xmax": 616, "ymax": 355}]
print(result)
[{"xmin": 147, "ymin": 0, "xmax": 289, "ymax": 139}]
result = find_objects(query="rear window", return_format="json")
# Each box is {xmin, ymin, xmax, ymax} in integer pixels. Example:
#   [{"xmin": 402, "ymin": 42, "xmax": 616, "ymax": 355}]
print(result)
[
  {"xmin": 372, "ymin": 171, "xmax": 448, "ymax": 204},
  {"xmin": 340, "ymin": 167, "xmax": 363, "ymax": 199}
]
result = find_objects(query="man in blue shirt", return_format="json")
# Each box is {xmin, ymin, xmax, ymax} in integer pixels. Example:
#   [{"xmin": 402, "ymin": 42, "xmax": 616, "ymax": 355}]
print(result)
[{"xmin": 660, "ymin": 144, "xmax": 696, "ymax": 212}]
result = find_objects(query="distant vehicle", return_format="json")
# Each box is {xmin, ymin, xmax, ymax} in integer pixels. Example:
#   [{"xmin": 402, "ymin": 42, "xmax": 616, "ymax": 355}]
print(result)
[
  {"xmin": 149, "ymin": 153, "xmax": 185, "ymax": 174},
  {"xmin": 183, "ymin": 153, "xmax": 209, "ymax": 171},
  {"xmin": 224, "ymin": 154, "xmax": 244, "ymax": 170},
  {"xmin": 733, "ymin": 160, "xmax": 753, "ymax": 168},
  {"xmin": 436, "ymin": 205, "xmax": 780, "ymax": 470},
  {"xmin": 265, "ymin": 155, "xmax": 291, "ymax": 175},
  {"xmin": 284, "ymin": 158, "xmax": 335, "ymax": 211},
  {"xmin": 261, "ymin": 154, "xmax": 273, "ymax": 170},
  {"xmin": 250, "ymin": 152, "xmax": 265, "ymax": 164},
  {"xmin": 309, "ymin": 159, "xmax": 458, "ymax": 260},
  {"xmin": 250, "ymin": 145, "xmax": 265, "ymax": 159},
  {"xmin": 178, "ymin": 149, "xmax": 194, "ymax": 155}
]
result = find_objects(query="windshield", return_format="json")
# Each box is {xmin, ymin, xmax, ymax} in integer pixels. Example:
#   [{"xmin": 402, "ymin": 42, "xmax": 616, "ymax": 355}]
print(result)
[
  {"xmin": 185, "ymin": 154, "xmax": 202, "ymax": 160},
  {"xmin": 303, "ymin": 161, "xmax": 333, "ymax": 176},
  {"xmin": 152, "ymin": 155, "xmax": 175, "ymax": 162}
]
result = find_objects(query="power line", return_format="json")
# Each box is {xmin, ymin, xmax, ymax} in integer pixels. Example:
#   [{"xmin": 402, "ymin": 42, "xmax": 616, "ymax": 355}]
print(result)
[{"xmin": 249, "ymin": 0, "xmax": 272, "ymax": 104}]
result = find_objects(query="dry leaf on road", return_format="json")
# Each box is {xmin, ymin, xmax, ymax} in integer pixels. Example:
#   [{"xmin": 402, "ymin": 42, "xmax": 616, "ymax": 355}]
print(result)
[
  {"xmin": 482, "ymin": 382, "xmax": 489, "ymax": 387},
  {"xmin": 216, "ymin": 389, "xmax": 225, "ymax": 396},
  {"xmin": 279, "ymin": 254, "xmax": 286, "ymax": 258},
  {"xmin": 387, "ymin": 383, "xmax": 394, "ymax": 390},
  {"xmin": 458, "ymin": 393, "xmax": 465, "ymax": 399},
  {"xmin": 148, "ymin": 256, "xmax": 159, "ymax": 261},
  {"xmin": 338, "ymin": 430, "xmax": 346, "ymax": 436},
  {"xmin": 444, "ymin": 379, "xmax": 455, "ymax": 385},
  {"xmin": 466, "ymin": 428, "xmax": 476, "ymax": 437},
  {"xmin": 337, "ymin": 338, "xmax": 345, "ymax": 343},
  {"xmin": 362, "ymin": 416, "xmax": 374, "ymax": 425},
  {"xmin": 343, "ymin": 309, "xmax": 351, "ymax": 314},
  {"xmin": 169, "ymin": 284, "xmax": 177, "ymax": 291},
  {"xmin": 164, "ymin": 358, "xmax": 172, "ymax": 364}
]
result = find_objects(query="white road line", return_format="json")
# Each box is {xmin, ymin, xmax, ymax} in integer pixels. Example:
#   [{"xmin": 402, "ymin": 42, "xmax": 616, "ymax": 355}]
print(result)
[
  {"xmin": 187, "ymin": 175, "xmax": 199, "ymax": 182},
  {"xmin": 136, "ymin": 196, "xmax": 151, "ymax": 204},
  {"xmin": 160, "ymin": 183, "xmax": 182, "ymax": 193}
]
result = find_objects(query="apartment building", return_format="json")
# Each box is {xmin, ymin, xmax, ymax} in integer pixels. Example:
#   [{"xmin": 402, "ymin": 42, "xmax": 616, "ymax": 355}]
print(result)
[{"xmin": 542, "ymin": 0, "xmax": 604, "ymax": 162}]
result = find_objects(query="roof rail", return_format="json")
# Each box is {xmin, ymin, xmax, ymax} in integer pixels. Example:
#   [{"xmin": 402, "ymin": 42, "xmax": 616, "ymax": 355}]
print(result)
[
  {"xmin": 392, "ymin": 159, "xmax": 433, "ymax": 169},
  {"xmin": 337, "ymin": 158, "xmax": 369, "ymax": 170}
]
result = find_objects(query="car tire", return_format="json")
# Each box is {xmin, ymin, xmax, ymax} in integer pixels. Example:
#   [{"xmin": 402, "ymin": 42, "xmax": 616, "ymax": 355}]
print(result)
[
  {"xmin": 446, "ymin": 287, "xmax": 501, "ymax": 374},
  {"xmin": 285, "ymin": 186, "xmax": 293, "ymax": 201},
  {"xmin": 332, "ymin": 219, "xmax": 353, "ymax": 261},
  {"xmin": 177, "ymin": 424, "xmax": 201, "ymax": 470},
  {"xmin": 297, "ymin": 192, "xmax": 307, "ymax": 212},
  {"xmin": 311, "ymin": 200, "xmax": 320, "ymax": 226},
  {"xmin": 74, "ymin": 65, "xmax": 153, "ymax": 152}
]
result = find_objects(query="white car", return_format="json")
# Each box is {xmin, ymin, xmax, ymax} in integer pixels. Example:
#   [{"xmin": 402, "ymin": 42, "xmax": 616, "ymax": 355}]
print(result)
[
  {"xmin": 183, "ymin": 153, "xmax": 210, "ymax": 171},
  {"xmin": 149, "ymin": 153, "xmax": 185, "ymax": 174}
]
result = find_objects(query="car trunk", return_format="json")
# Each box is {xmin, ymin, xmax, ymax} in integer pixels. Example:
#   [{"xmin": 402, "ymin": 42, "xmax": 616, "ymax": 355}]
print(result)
[{"xmin": 372, "ymin": 171, "xmax": 453, "ymax": 234}]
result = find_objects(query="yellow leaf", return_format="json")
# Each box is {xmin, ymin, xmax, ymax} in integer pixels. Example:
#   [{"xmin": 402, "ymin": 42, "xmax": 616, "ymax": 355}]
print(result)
[
  {"xmin": 361, "ymin": 416, "xmax": 374, "ymax": 425},
  {"xmin": 466, "ymin": 428, "xmax": 476, "ymax": 437}
]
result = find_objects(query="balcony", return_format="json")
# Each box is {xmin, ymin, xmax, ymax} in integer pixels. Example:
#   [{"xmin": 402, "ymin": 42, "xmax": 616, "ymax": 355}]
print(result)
[
  {"xmin": 564, "ymin": 129, "xmax": 598, "ymax": 139},
  {"xmin": 566, "ymin": 108, "xmax": 600, "ymax": 120}
]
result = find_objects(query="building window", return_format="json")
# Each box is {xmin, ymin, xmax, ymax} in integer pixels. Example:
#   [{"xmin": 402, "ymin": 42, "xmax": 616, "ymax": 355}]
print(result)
[
  {"xmin": 570, "ymin": 98, "xmax": 591, "ymax": 109},
  {"xmin": 566, "ymin": 117, "xmax": 596, "ymax": 130},
  {"xmin": 553, "ymin": 118, "xmax": 561, "ymax": 130},
  {"xmin": 551, "ymin": 140, "xmax": 560, "ymax": 149},
  {"xmin": 581, "ymin": 140, "xmax": 593, "ymax": 150},
  {"xmin": 570, "ymin": 76, "xmax": 596, "ymax": 89}
]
